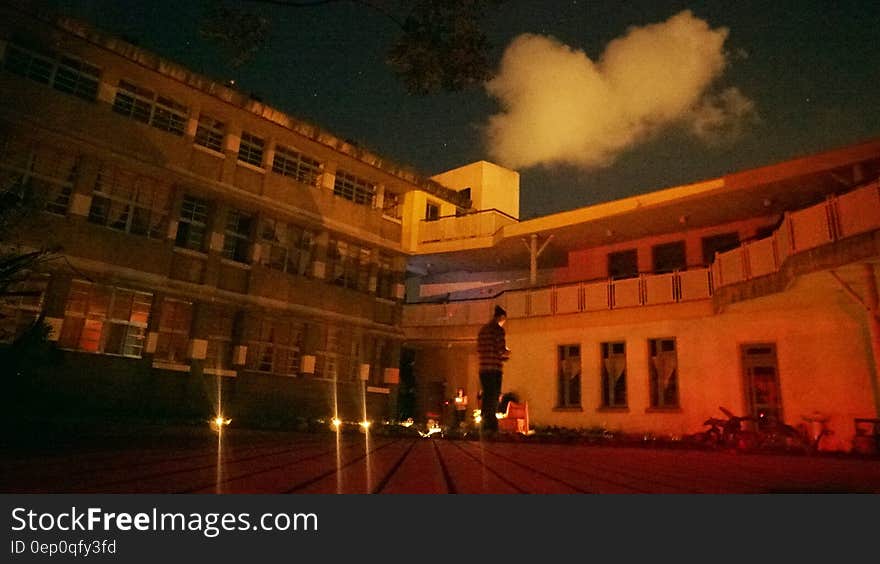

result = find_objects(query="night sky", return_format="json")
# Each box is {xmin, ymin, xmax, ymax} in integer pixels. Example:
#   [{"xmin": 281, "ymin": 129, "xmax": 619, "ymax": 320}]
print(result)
[{"xmin": 44, "ymin": 1, "xmax": 880, "ymax": 219}]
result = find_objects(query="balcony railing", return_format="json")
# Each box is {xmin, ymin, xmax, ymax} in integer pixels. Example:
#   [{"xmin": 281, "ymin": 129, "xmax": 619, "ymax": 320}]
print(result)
[
  {"xmin": 711, "ymin": 180, "xmax": 880, "ymax": 287},
  {"xmin": 402, "ymin": 267, "xmax": 713, "ymax": 326},
  {"xmin": 418, "ymin": 208, "xmax": 518, "ymax": 244},
  {"xmin": 404, "ymin": 180, "xmax": 880, "ymax": 328}
]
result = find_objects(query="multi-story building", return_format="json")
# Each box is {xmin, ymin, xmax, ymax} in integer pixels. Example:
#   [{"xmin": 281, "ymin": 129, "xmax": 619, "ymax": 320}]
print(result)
[
  {"xmin": 3, "ymin": 5, "xmax": 880, "ymax": 449},
  {"xmin": 0, "ymin": 5, "xmax": 469, "ymax": 425},
  {"xmin": 405, "ymin": 143, "xmax": 880, "ymax": 450}
]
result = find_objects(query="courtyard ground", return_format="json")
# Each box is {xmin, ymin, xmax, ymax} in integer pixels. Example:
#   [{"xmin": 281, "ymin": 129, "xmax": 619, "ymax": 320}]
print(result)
[{"xmin": 2, "ymin": 422, "xmax": 879, "ymax": 494}]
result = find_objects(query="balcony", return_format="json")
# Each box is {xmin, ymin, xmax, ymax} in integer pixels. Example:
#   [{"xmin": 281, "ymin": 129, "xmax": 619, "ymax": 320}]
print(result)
[
  {"xmin": 403, "ymin": 179, "xmax": 880, "ymax": 327},
  {"xmin": 401, "ymin": 267, "xmax": 713, "ymax": 327},
  {"xmin": 711, "ymin": 180, "xmax": 880, "ymax": 289},
  {"xmin": 418, "ymin": 209, "xmax": 518, "ymax": 250}
]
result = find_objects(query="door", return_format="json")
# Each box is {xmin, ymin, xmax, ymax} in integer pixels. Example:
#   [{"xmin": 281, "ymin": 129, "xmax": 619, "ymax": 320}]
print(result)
[{"xmin": 741, "ymin": 343, "xmax": 782, "ymax": 423}]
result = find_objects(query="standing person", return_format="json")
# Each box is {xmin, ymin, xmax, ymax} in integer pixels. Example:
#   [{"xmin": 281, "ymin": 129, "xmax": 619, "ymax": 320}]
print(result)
[{"xmin": 477, "ymin": 305, "xmax": 510, "ymax": 433}]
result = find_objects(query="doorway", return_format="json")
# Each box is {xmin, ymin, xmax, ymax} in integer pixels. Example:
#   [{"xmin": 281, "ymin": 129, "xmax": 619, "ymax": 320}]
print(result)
[{"xmin": 741, "ymin": 343, "xmax": 783, "ymax": 423}]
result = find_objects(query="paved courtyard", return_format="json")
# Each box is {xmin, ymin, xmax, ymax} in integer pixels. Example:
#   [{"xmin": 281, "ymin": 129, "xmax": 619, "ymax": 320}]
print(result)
[{"xmin": 3, "ymin": 425, "xmax": 880, "ymax": 494}]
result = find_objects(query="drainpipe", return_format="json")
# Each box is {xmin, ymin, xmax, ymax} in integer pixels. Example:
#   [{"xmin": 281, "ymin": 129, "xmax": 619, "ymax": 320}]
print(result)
[
  {"xmin": 862, "ymin": 263, "xmax": 880, "ymax": 417},
  {"xmin": 831, "ymin": 265, "xmax": 880, "ymax": 417}
]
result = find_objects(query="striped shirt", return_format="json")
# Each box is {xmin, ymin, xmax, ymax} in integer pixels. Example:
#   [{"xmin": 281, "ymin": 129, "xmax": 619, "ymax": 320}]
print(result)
[{"xmin": 477, "ymin": 320, "xmax": 508, "ymax": 372}]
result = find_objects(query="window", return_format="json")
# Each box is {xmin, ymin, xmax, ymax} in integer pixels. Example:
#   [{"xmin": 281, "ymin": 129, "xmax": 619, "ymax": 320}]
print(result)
[
  {"xmin": 701, "ymin": 232, "xmax": 740, "ymax": 265},
  {"xmin": 3, "ymin": 43, "xmax": 53, "ymax": 84},
  {"xmin": 194, "ymin": 115, "xmax": 225, "ymax": 152},
  {"xmin": 382, "ymin": 191, "xmax": 402, "ymax": 219},
  {"xmin": 652, "ymin": 241, "xmax": 686, "ymax": 273},
  {"xmin": 58, "ymin": 281, "xmax": 152, "ymax": 357},
  {"xmin": 315, "ymin": 327, "xmax": 342, "ymax": 380},
  {"xmin": 425, "ymin": 201, "xmax": 440, "ymax": 221},
  {"xmin": 175, "ymin": 195, "xmax": 210, "ymax": 251},
  {"xmin": 3, "ymin": 44, "xmax": 100, "ymax": 102},
  {"xmin": 88, "ymin": 165, "xmax": 168, "ymax": 238},
  {"xmin": 327, "ymin": 239, "xmax": 370, "ymax": 291},
  {"xmin": 222, "ymin": 209, "xmax": 254, "ymax": 263},
  {"xmin": 557, "ymin": 345, "xmax": 581, "ymax": 407},
  {"xmin": 204, "ymin": 307, "xmax": 234, "ymax": 370},
  {"xmin": 601, "ymin": 342, "xmax": 627, "ymax": 408},
  {"xmin": 259, "ymin": 217, "xmax": 314, "ymax": 276},
  {"xmin": 376, "ymin": 253, "xmax": 394, "ymax": 299},
  {"xmin": 649, "ymin": 338, "xmax": 679, "ymax": 408},
  {"xmin": 0, "ymin": 136, "xmax": 78, "ymax": 215},
  {"xmin": 272, "ymin": 145, "xmax": 322, "ymax": 186},
  {"xmin": 248, "ymin": 318, "xmax": 303, "ymax": 376},
  {"xmin": 333, "ymin": 170, "xmax": 375, "ymax": 207},
  {"xmin": 0, "ymin": 276, "xmax": 47, "ymax": 343},
  {"xmin": 154, "ymin": 298, "xmax": 192, "ymax": 363},
  {"xmin": 237, "ymin": 132, "xmax": 264, "ymax": 167},
  {"xmin": 608, "ymin": 249, "xmax": 638, "ymax": 280},
  {"xmin": 112, "ymin": 80, "xmax": 187, "ymax": 136}
]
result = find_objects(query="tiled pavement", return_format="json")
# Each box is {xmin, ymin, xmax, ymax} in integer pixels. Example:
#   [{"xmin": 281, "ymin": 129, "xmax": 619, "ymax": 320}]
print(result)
[{"xmin": 3, "ymin": 428, "xmax": 880, "ymax": 494}]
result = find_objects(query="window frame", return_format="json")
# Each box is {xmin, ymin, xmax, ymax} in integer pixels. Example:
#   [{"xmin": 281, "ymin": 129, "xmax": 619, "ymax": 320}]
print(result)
[
  {"xmin": 175, "ymin": 194, "xmax": 210, "ymax": 252},
  {"xmin": 58, "ymin": 280, "xmax": 153, "ymax": 358},
  {"xmin": 425, "ymin": 201, "xmax": 441, "ymax": 221},
  {"xmin": 333, "ymin": 170, "xmax": 375, "ymax": 207},
  {"xmin": 271, "ymin": 145, "xmax": 322, "ymax": 186},
  {"xmin": 248, "ymin": 318, "xmax": 304, "ymax": 377},
  {"xmin": 600, "ymin": 341, "xmax": 628, "ymax": 408},
  {"xmin": 0, "ymin": 136, "xmax": 78, "ymax": 216},
  {"xmin": 258, "ymin": 217, "xmax": 314, "ymax": 276},
  {"xmin": 648, "ymin": 338, "xmax": 680, "ymax": 409},
  {"xmin": 651, "ymin": 241, "xmax": 686, "ymax": 274},
  {"xmin": 112, "ymin": 80, "xmax": 188, "ymax": 136},
  {"xmin": 0, "ymin": 275, "xmax": 48, "ymax": 343},
  {"xmin": 222, "ymin": 208, "xmax": 254, "ymax": 263},
  {"xmin": 237, "ymin": 132, "xmax": 265, "ymax": 168},
  {"xmin": 194, "ymin": 115, "xmax": 225, "ymax": 153},
  {"xmin": 557, "ymin": 344, "xmax": 582, "ymax": 408},
  {"xmin": 153, "ymin": 298, "xmax": 193, "ymax": 364},
  {"xmin": 87, "ymin": 165, "xmax": 169, "ymax": 239},
  {"xmin": 608, "ymin": 249, "xmax": 639, "ymax": 280},
  {"xmin": 3, "ymin": 43, "xmax": 101, "ymax": 102}
]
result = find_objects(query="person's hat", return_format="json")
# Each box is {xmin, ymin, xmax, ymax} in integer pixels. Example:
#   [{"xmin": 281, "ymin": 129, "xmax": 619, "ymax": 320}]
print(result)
[{"xmin": 494, "ymin": 305, "xmax": 507, "ymax": 318}]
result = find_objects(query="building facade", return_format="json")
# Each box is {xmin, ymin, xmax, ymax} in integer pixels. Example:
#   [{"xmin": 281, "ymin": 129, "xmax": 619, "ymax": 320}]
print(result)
[
  {"xmin": 404, "ymin": 143, "xmax": 880, "ymax": 450},
  {"xmin": 0, "ymin": 6, "xmax": 467, "ymax": 426}
]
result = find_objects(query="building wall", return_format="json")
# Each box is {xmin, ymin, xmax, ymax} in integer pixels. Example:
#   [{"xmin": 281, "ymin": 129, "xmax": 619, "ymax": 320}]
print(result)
[
  {"xmin": 431, "ymin": 161, "xmax": 520, "ymax": 220},
  {"xmin": 426, "ymin": 291, "xmax": 873, "ymax": 448},
  {"xmin": 562, "ymin": 216, "xmax": 777, "ymax": 283}
]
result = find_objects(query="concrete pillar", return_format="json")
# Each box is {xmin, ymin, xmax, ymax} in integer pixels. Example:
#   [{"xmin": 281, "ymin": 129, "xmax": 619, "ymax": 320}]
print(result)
[
  {"xmin": 375, "ymin": 184, "xmax": 385, "ymax": 211},
  {"xmin": 321, "ymin": 161, "xmax": 338, "ymax": 192},
  {"xmin": 221, "ymin": 128, "xmax": 241, "ymax": 184}
]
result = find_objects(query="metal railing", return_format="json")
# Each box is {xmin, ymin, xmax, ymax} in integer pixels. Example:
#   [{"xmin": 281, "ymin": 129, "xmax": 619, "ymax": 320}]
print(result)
[
  {"xmin": 418, "ymin": 208, "xmax": 518, "ymax": 244},
  {"xmin": 711, "ymin": 180, "xmax": 880, "ymax": 287}
]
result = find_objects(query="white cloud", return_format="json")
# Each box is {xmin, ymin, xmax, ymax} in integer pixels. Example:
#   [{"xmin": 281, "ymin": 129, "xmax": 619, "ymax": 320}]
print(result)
[
  {"xmin": 484, "ymin": 10, "xmax": 755, "ymax": 169},
  {"xmin": 688, "ymin": 87, "xmax": 758, "ymax": 144}
]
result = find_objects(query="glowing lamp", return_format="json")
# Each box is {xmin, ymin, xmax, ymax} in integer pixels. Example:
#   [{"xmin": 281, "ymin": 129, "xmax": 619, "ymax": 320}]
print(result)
[
  {"xmin": 331, "ymin": 418, "xmax": 342, "ymax": 428},
  {"xmin": 212, "ymin": 416, "xmax": 231, "ymax": 428},
  {"xmin": 359, "ymin": 420, "xmax": 372, "ymax": 429}
]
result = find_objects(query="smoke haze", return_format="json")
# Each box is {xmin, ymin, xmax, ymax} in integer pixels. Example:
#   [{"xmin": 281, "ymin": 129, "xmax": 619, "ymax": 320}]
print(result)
[{"xmin": 484, "ymin": 10, "xmax": 755, "ymax": 169}]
